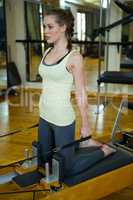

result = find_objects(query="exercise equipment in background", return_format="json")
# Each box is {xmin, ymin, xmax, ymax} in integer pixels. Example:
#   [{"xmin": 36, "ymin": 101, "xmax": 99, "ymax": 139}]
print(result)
[
  {"xmin": 111, "ymin": 100, "xmax": 133, "ymax": 152},
  {"xmin": 6, "ymin": 62, "xmax": 21, "ymax": 95},
  {"xmin": 120, "ymin": 45, "xmax": 133, "ymax": 69},
  {"xmin": 0, "ymin": 61, "xmax": 22, "ymax": 96},
  {"xmin": 96, "ymin": 0, "xmax": 133, "ymax": 113}
]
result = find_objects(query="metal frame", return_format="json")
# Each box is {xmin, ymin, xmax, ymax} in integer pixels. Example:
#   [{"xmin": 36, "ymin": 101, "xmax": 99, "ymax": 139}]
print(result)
[
  {"xmin": 96, "ymin": 0, "xmax": 104, "ymax": 114},
  {"xmin": 111, "ymin": 99, "xmax": 127, "ymax": 142},
  {"xmin": 111, "ymin": 99, "xmax": 133, "ymax": 152},
  {"xmin": 96, "ymin": 0, "xmax": 111, "ymax": 114}
]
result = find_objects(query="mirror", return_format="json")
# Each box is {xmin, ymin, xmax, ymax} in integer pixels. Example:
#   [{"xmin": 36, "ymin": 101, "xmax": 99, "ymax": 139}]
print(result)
[{"xmin": 25, "ymin": 1, "xmax": 44, "ymax": 81}]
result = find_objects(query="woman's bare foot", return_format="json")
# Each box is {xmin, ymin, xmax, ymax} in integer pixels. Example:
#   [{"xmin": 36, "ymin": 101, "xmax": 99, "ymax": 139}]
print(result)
[
  {"xmin": 80, "ymin": 138, "xmax": 102, "ymax": 148},
  {"xmin": 80, "ymin": 139, "xmax": 116, "ymax": 157},
  {"xmin": 101, "ymin": 144, "xmax": 116, "ymax": 157}
]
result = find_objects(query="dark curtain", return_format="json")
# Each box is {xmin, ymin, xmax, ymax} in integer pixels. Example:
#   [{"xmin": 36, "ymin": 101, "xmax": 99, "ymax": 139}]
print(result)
[
  {"xmin": 86, "ymin": 10, "xmax": 100, "ymax": 41},
  {"xmin": 85, "ymin": 10, "xmax": 104, "ymax": 57},
  {"xmin": 26, "ymin": 2, "xmax": 42, "ymax": 55},
  {"xmin": 0, "ymin": 3, "xmax": 6, "ymax": 51}
]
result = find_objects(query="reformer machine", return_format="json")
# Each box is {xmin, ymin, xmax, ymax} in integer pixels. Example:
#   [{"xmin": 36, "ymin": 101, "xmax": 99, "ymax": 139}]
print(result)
[
  {"xmin": 0, "ymin": 100, "xmax": 132, "ymax": 200},
  {"xmin": 96, "ymin": 0, "xmax": 133, "ymax": 113}
]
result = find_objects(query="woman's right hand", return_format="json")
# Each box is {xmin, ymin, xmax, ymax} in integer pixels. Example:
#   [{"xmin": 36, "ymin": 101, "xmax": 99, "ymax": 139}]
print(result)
[{"xmin": 80, "ymin": 125, "xmax": 91, "ymax": 138}]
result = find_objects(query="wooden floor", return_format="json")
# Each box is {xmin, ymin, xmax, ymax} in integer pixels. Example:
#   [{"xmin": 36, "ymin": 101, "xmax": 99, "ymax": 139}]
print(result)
[{"xmin": 0, "ymin": 91, "xmax": 133, "ymax": 200}]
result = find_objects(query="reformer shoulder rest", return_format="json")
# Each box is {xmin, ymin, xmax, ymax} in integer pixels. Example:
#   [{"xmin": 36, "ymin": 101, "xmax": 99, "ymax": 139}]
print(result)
[{"xmin": 97, "ymin": 71, "xmax": 133, "ymax": 84}]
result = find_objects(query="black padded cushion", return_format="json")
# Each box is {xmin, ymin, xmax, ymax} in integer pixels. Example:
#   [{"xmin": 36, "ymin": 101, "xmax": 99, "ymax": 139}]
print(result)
[
  {"xmin": 120, "ymin": 62, "xmax": 133, "ymax": 68},
  {"xmin": 13, "ymin": 170, "xmax": 43, "ymax": 187},
  {"xmin": 65, "ymin": 147, "xmax": 104, "ymax": 177},
  {"xmin": 97, "ymin": 71, "xmax": 133, "ymax": 84},
  {"xmin": 127, "ymin": 102, "xmax": 133, "ymax": 110},
  {"xmin": 64, "ymin": 148, "xmax": 133, "ymax": 186}
]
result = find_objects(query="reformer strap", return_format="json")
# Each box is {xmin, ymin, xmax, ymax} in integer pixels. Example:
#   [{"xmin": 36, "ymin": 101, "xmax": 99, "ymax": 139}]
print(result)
[
  {"xmin": 53, "ymin": 136, "xmax": 92, "ymax": 152},
  {"xmin": 0, "ymin": 123, "xmax": 39, "ymax": 138}
]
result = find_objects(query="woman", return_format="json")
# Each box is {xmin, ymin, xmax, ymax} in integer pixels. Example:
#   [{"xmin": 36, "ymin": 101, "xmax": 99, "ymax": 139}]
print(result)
[{"xmin": 38, "ymin": 8, "xmax": 115, "ymax": 171}]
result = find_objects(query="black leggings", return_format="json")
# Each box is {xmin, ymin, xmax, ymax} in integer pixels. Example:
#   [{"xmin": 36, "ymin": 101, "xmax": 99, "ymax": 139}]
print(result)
[
  {"xmin": 38, "ymin": 118, "xmax": 104, "ymax": 172},
  {"xmin": 38, "ymin": 118, "xmax": 75, "ymax": 169}
]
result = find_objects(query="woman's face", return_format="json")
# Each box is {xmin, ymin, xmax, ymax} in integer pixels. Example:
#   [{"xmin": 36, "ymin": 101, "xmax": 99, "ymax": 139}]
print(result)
[{"xmin": 43, "ymin": 15, "xmax": 66, "ymax": 44}]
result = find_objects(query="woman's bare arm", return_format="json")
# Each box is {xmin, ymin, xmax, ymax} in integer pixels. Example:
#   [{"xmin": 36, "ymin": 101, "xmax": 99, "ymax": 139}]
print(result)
[{"xmin": 68, "ymin": 52, "xmax": 91, "ymax": 137}]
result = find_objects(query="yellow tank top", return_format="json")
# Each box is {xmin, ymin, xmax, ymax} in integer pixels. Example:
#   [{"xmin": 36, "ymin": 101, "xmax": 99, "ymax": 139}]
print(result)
[{"xmin": 38, "ymin": 48, "xmax": 75, "ymax": 126}]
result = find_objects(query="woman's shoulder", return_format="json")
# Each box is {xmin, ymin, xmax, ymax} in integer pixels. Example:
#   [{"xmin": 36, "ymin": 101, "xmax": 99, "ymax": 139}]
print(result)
[
  {"xmin": 71, "ymin": 48, "xmax": 80, "ymax": 55},
  {"xmin": 69, "ymin": 49, "xmax": 83, "ymax": 62},
  {"xmin": 66, "ymin": 49, "xmax": 83, "ymax": 72}
]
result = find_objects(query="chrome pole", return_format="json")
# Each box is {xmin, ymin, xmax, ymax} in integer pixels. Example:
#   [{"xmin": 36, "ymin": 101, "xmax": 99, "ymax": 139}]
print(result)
[
  {"xmin": 96, "ymin": 0, "xmax": 103, "ymax": 114},
  {"xmin": 104, "ymin": 0, "xmax": 111, "ymax": 105}
]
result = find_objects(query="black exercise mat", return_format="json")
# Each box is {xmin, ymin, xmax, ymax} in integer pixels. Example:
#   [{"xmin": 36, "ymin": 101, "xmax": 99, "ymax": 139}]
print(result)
[
  {"xmin": 12, "ymin": 170, "xmax": 43, "ymax": 187},
  {"xmin": 64, "ymin": 148, "xmax": 133, "ymax": 186}
]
